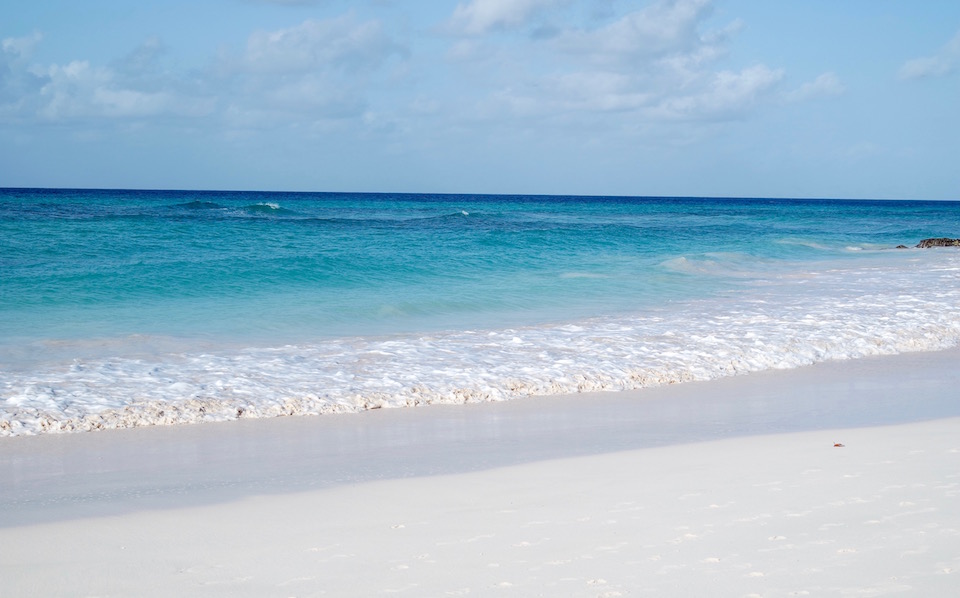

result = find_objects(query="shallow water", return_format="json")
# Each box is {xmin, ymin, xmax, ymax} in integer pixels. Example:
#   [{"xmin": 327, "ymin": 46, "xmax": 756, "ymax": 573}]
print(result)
[{"xmin": 2, "ymin": 189, "xmax": 959, "ymax": 435}]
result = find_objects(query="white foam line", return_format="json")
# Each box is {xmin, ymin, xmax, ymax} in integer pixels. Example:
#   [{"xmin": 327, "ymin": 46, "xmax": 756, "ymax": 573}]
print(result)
[{"xmin": 2, "ymin": 253, "xmax": 959, "ymax": 436}]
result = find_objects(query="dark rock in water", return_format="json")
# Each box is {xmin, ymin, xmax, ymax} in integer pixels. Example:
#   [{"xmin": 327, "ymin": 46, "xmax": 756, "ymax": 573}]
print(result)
[
  {"xmin": 916, "ymin": 238, "xmax": 960, "ymax": 248},
  {"xmin": 895, "ymin": 245, "xmax": 908, "ymax": 249}
]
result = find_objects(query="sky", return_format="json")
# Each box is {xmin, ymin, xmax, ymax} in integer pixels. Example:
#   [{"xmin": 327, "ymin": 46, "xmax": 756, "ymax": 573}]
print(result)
[{"xmin": 1, "ymin": 0, "xmax": 958, "ymax": 199}]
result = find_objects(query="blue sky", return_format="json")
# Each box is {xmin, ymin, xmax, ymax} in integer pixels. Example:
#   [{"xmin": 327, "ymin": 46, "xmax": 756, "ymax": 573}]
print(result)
[{"xmin": 1, "ymin": 0, "xmax": 958, "ymax": 198}]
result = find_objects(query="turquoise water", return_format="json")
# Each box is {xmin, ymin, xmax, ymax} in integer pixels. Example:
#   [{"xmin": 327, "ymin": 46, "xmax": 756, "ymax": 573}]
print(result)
[{"xmin": 2, "ymin": 189, "xmax": 959, "ymax": 435}]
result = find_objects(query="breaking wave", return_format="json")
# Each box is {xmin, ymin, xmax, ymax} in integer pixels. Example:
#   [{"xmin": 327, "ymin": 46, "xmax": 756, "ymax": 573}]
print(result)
[{"xmin": 3, "ymin": 252, "xmax": 959, "ymax": 436}]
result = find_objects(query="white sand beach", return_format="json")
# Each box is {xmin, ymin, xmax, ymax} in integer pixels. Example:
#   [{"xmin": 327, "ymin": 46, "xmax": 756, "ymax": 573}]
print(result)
[{"xmin": 2, "ymin": 349, "xmax": 959, "ymax": 597}]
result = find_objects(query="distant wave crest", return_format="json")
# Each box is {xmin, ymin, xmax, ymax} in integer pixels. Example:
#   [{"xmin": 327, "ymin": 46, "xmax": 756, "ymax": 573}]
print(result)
[{"xmin": 241, "ymin": 202, "xmax": 299, "ymax": 216}]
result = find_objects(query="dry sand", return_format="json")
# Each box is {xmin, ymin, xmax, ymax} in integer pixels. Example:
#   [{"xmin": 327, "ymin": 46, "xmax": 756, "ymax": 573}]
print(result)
[{"xmin": 2, "ymin": 349, "xmax": 959, "ymax": 596}]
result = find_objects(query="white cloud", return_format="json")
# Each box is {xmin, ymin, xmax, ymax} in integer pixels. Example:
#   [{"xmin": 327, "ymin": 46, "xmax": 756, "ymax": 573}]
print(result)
[
  {"xmin": 555, "ymin": 0, "xmax": 712, "ymax": 63},
  {"xmin": 649, "ymin": 64, "xmax": 784, "ymax": 120},
  {"xmin": 244, "ymin": 16, "xmax": 402, "ymax": 73},
  {"xmin": 2, "ymin": 32, "xmax": 43, "ymax": 59},
  {"xmin": 783, "ymin": 72, "xmax": 844, "ymax": 102},
  {"xmin": 2, "ymin": 3, "xmax": 788, "ymax": 146},
  {"xmin": 450, "ymin": 0, "xmax": 782, "ymax": 127},
  {"xmin": 549, "ymin": 71, "xmax": 653, "ymax": 111},
  {"xmin": 448, "ymin": 0, "xmax": 568, "ymax": 35},
  {"xmin": 1, "ymin": 33, "xmax": 46, "ymax": 108},
  {"xmin": 33, "ymin": 59, "xmax": 213, "ymax": 121},
  {"xmin": 479, "ymin": 70, "xmax": 653, "ymax": 119},
  {"xmin": 92, "ymin": 88, "xmax": 175, "ymax": 118},
  {"xmin": 0, "ymin": 15, "xmax": 406, "ymax": 129},
  {"xmin": 223, "ymin": 16, "xmax": 407, "ymax": 125},
  {"xmin": 899, "ymin": 29, "xmax": 960, "ymax": 79},
  {"xmin": 262, "ymin": 74, "xmax": 366, "ymax": 117},
  {"xmin": 0, "ymin": 33, "xmax": 213, "ymax": 125},
  {"xmin": 37, "ymin": 60, "xmax": 111, "ymax": 120}
]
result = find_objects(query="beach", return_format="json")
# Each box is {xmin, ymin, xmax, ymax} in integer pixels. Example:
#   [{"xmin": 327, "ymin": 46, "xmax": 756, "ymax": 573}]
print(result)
[
  {"xmin": 4, "ymin": 0, "xmax": 959, "ymax": 592},
  {"xmin": 3, "ymin": 348, "xmax": 959, "ymax": 596},
  {"xmin": 3, "ymin": 191, "xmax": 960, "ymax": 595},
  {"xmin": 4, "ymin": 192, "xmax": 960, "ymax": 436}
]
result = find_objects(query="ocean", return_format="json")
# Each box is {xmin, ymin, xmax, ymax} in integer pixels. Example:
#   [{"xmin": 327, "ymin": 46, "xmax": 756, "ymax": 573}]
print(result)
[{"xmin": 1, "ymin": 188, "xmax": 958, "ymax": 436}]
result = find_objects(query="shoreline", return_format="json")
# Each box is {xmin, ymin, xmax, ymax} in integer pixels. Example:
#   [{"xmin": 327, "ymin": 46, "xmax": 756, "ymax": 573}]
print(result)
[
  {"xmin": 3, "ymin": 347, "xmax": 959, "ymax": 526},
  {"xmin": 5, "ymin": 247, "xmax": 960, "ymax": 438},
  {"xmin": 2, "ymin": 348, "xmax": 959, "ymax": 595}
]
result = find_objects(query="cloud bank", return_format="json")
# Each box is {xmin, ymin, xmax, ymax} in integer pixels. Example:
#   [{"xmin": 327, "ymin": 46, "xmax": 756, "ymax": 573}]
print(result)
[
  {"xmin": 447, "ymin": 0, "xmax": 569, "ymax": 35},
  {"xmin": 1, "ymin": 15, "xmax": 405, "ymax": 130},
  {"xmin": 444, "ymin": 0, "xmax": 783, "ymax": 128},
  {"xmin": 0, "ymin": 2, "xmax": 791, "ymax": 146}
]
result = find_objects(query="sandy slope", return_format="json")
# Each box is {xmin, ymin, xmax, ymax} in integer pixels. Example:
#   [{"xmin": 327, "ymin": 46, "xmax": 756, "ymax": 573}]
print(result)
[
  {"xmin": 2, "ymin": 349, "xmax": 960, "ymax": 596},
  {"xmin": 2, "ymin": 419, "xmax": 959, "ymax": 597}
]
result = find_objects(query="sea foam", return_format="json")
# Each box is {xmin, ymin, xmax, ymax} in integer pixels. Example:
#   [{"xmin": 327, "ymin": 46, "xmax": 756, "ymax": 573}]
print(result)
[{"xmin": 2, "ymin": 251, "xmax": 958, "ymax": 436}]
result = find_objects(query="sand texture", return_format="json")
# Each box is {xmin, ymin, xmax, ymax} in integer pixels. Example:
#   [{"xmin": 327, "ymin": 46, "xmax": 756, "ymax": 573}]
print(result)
[{"xmin": 2, "ymin": 350, "xmax": 959, "ymax": 596}]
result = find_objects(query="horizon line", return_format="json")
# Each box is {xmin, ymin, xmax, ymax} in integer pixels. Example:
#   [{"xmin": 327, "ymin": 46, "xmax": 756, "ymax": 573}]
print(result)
[{"xmin": 1, "ymin": 186, "xmax": 957, "ymax": 203}]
